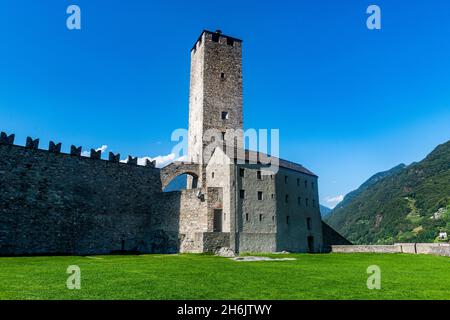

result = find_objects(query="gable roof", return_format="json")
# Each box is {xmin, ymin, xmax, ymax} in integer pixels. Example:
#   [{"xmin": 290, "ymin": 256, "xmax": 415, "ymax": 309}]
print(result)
[{"xmin": 224, "ymin": 148, "xmax": 317, "ymax": 177}]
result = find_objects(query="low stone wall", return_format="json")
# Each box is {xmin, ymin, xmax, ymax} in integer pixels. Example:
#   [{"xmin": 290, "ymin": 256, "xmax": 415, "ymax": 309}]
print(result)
[
  {"xmin": 331, "ymin": 243, "xmax": 450, "ymax": 257},
  {"xmin": 332, "ymin": 245, "xmax": 402, "ymax": 254},
  {"xmin": 429, "ymin": 245, "xmax": 450, "ymax": 257}
]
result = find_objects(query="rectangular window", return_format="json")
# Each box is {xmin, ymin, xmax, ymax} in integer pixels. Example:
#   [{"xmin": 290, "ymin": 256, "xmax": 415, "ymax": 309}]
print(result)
[
  {"xmin": 212, "ymin": 172, "xmax": 215, "ymax": 179},
  {"xmin": 306, "ymin": 198, "xmax": 309, "ymax": 207},
  {"xmin": 212, "ymin": 33, "xmax": 220, "ymax": 42},
  {"xmin": 285, "ymin": 195, "xmax": 289, "ymax": 203},
  {"xmin": 286, "ymin": 216, "xmax": 290, "ymax": 225},
  {"xmin": 259, "ymin": 214, "xmax": 263, "ymax": 222},
  {"xmin": 272, "ymin": 216, "xmax": 275, "ymax": 222},
  {"xmin": 239, "ymin": 168, "xmax": 245, "ymax": 177},
  {"xmin": 313, "ymin": 199, "xmax": 316, "ymax": 207},
  {"xmin": 298, "ymin": 197, "xmax": 301, "ymax": 206},
  {"xmin": 220, "ymin": 72, "xmax": 225, "ymax": 80},
  {"xmin": 312, "ymin": 181, "xmax": 315, "ymax": 189},
  {"xmin": 307, "ymin": 218, "xmax": 312, "ymax": 230},
  {"xmin": 271, "ymin": 194, "xmax": 274, "ymax": 199},
  {"xmin": 240, "ymin": 190, "xmax": 245, "ymax": 199},
  {"xmin": 258, "ymin": 192, "xmax": 263, "ymax": 200},
  {"xmin": 285, "ymin": 176, "xmax": 288, "ymax": 184},
  {"xmin": 245, "ymin": 213, "xmax": 249, "ymax": 222},
  {"xmin": 257, "ymin": 170, "xmax": 262, "ymax": 180},
  {"xmin": 226, "ymin": 38, "xmax": 234, "ymax": 46},
  {"xmin": 221, "ymin": 111, "xmax": 229, "ymax": 120},
  {"xmin": 304, "ymin": 180, "xmax": 307, "ymax": 188},
  {"xmin": 297, "ymin": 178, "xmax": 300, "ymax": 187}
]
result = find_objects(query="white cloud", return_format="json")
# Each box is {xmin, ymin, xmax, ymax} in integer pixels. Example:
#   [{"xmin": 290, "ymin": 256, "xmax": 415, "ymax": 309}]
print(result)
[
  {"xmin": 80, "ymin": 145, "xmax": 186, "ymax": 169},
  {"xmin": 325, "ymin": 195, "xmax": 344, "ymax": 208},
  {"xmin": 81, "ymin": 145, "xmax": 108, "ymax": 157},
  {"xmin": 120, "ymin": 153, "xmax": 187, "ymax": 168}
]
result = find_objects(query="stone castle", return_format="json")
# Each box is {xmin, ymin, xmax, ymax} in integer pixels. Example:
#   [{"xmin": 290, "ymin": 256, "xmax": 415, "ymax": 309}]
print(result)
[{"xmin": 0, "ymin": 30, "xmax": 348, "ymax": 256}]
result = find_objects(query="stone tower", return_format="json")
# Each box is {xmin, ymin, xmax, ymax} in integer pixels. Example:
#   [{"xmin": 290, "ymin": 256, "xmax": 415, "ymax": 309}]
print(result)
[{"xmin": 188, "ymin": 30, "xmax": 244, "ymax": 166}]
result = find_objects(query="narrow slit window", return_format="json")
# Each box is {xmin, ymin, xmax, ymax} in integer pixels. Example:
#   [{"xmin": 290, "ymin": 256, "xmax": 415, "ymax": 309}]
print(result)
[
  {"xmin": 240, "ymin": 190, "xmax": 245, "ymax": 199},
  {"xmin": 221, "ymin": 111, "xmax": 229, "ymax": 120},
  {"xmin": 258, "ymin": 192, "xmax": 263, "ymax": 201}
]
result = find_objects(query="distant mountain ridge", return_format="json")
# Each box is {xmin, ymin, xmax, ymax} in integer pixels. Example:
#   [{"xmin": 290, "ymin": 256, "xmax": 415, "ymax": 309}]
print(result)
[
  {"xmin": 334, "ymin": 163, "xmax": 407, "ymax": 211},
  {"xmin": 325, "ymin": 140, "xmax": 450, "ymax": 244}
]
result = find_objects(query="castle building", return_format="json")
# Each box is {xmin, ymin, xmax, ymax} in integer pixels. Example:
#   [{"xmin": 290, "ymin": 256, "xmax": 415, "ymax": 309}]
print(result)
[{"xmin": 0, "ymin": 30, "xmax": 347, "ymax": 256}]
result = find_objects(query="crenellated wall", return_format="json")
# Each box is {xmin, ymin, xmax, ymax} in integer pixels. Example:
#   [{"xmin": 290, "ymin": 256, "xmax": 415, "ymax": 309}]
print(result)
[{"xmin": 0, "ymin": 133, "xmax": 171, "ymax": 256}]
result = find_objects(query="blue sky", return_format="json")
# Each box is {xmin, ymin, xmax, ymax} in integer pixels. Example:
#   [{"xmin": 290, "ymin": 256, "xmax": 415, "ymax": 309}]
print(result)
[{"xmin": 1, "ymin": 0, "xmax": 449, "ymax": 208}]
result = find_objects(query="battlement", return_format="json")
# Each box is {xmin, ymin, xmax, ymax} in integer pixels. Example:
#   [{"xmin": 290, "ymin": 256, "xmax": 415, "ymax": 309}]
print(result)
[
  {"xmin": 191, "ymin": 29, "xmax": 242, "ymax": 53},
  {"xmin": 0, "ymin": 131, "xmax": 157, "ymax": 168}
]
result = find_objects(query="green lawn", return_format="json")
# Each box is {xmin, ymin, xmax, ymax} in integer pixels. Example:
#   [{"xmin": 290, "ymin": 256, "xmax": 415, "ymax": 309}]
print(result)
[{"xmin": 0, "ymin": 253, "xmax": 449, "ymax": 300}]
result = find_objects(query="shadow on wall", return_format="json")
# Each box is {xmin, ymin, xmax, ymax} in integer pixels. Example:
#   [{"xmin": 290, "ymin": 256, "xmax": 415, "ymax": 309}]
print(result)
[{"xmin": 0, "ymin": 143, "xmax": 181, "ymax": 256}]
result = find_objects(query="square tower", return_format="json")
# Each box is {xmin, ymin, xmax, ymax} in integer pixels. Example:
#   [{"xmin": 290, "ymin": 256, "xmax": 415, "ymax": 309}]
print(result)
[{"xmin": 188, "ymin": 30, "xmax": 244, "ymax": 164}]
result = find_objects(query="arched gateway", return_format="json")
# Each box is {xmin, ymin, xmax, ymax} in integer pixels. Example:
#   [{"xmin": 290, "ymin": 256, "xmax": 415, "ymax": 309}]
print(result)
[{"xmin": 160, "ymin": 162, "xmax": 200, "ymax": 190}]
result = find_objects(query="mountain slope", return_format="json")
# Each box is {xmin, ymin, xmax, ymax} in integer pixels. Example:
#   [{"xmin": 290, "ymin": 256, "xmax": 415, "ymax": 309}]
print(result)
[
  {"xmin": 334, "ymin": 164, "xmax": 406, "ymax": 210},
  {"xmin": 325, "ymin": 140, "xmax": 450, "ymax": 244},
  {"xmin": 320, "ymin": 205, "xmax": 332, "ymax": 217}
]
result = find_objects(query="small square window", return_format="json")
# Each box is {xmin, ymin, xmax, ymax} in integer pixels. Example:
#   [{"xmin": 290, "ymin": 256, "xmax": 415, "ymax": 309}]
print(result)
[
  {"xmin": 258, "ymin": 192, "xmax": 263, "ymax": 200},
  {"xmin": 227, "ymin": 38, "xmax": 234, "ymax": 46},
  {"xmin": 240, "ymin": 190, "xmax": 245, "ymax": 199},
  {"xmin": 221, "ymin": 111, "xmax": 229, "ymax": 120},
  {"xmin": 212, "ymin": 33, "xmax": 219, "ymax": 42}
]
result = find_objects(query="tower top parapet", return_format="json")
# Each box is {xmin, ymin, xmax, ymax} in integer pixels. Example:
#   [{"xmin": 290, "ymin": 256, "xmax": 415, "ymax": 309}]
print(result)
[{"xmin": 191, "ymin": 29, "xmax": 242, "ymax": 52}]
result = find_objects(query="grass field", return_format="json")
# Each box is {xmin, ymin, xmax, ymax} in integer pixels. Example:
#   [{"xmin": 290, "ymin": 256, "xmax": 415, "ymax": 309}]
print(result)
[{"xmin": 0, "ymin": 253, "xmax": 449, "ymax": 300}]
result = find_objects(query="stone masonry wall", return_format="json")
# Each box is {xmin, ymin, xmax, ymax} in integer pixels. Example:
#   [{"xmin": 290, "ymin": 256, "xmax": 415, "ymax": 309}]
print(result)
[
  {"xmin": 0, "ymin": 143, "xmax": 164, "ymax": 256},
  {"xmin": 331, "ymin": 243, "xmax": 450, "ymax": 257}
]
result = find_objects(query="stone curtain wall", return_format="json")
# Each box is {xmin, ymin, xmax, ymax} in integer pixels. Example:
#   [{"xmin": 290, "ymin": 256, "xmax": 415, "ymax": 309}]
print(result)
[{"xmin": 0, "ymin": 144, "xmax": 164, "ymax": 256}]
